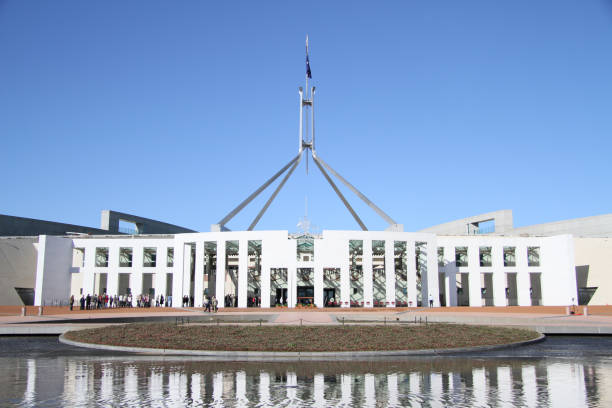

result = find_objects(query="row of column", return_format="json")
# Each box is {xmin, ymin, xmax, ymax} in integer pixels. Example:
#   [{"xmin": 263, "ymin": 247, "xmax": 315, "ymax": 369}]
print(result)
[
  {"xmin": 439, "ymin": 243, "xmax": 536, "ymax": 307},
  {"xmin": 173, "ymin": 239, "xmax": 440, "ymax": 309}
]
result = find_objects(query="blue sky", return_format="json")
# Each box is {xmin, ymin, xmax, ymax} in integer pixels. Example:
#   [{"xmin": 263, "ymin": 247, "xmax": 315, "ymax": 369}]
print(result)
[{"xmin": 1, "ymin": 1, "xmax": 611, "ymax": 233}]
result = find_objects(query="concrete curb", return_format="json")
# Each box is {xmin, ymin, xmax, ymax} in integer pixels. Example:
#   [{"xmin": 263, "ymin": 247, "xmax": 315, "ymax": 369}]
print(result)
[{"xmin": 58, "ymin": 331, "xmax": 546, "ymax": 361}]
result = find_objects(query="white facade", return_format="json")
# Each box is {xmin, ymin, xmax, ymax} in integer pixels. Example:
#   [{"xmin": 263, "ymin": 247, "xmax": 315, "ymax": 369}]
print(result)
[{"xmin": 33, "ymin": 230, "xmax": 578, "ymax": 308}]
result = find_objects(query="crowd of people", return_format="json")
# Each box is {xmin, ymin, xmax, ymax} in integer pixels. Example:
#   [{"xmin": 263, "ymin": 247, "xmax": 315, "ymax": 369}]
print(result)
[{"xmin": 69, "ymin": 293, "xmax": 174, "ymax": 310}]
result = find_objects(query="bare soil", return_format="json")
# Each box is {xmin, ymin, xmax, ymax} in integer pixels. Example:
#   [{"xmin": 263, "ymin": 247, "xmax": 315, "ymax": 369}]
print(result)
[{"xmin": 64, "ymin": 323, "xmax": 539, "ymax": 352}]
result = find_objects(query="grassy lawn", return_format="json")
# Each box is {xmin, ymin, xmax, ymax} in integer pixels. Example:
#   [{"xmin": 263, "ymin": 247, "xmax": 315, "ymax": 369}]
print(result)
[{"xmin": 64, "ymin": 323, "xmax": 539, "ymax": 352}]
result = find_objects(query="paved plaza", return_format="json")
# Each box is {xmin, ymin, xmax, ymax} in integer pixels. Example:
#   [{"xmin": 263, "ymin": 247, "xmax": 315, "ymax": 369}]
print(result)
[{"xmin": 2, "ymin": 305, "xmax": 612, "ymax": 335}]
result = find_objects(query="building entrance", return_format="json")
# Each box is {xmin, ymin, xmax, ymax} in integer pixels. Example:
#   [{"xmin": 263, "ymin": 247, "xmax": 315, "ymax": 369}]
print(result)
[
  {"xmin": 297, "ymin": 286, "xmax": 314, "ymax": 306},
  {"xmin": 275, "ymin": 288, "xmax": 288, "ymax": 306},
  {"xmin": 324, "ymin": 288, "xmax": 337, "ymax": 307}
]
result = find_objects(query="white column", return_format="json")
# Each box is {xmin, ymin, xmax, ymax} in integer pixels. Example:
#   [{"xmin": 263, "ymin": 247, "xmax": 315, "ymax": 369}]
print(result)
[
  {"xmin": 194, "ymin": 241, "xmax": 204, "ymax": 307},
  {"xmin": 216, "ymin": 240, "xmax": 226, "ymax": 308},
  {"xmin": 406, "ymin": 241, "xmax": 417, "ymax": 307},
  {"xmin": 155, "ymin": 268, "xmax": 166, "ymax": 304},
  {"xmin": 182, "ymin": 243, "xmax": 192, "ymax": 300},
  {"xmin": 106, "ymin": 246, "xmax": 118, "ymax": 297},
  {"xmin": 82, "ymin": 267, "xmax": 95, "ymax": 299},
  {"xmin": 238, "ymin": 239, "xmax": 248, "ymax": 308},
  {"xmin": 363, "ymin": 239, "xmax": 373, "ymax": 307},
  {"xmin": 288, "ymin": 266, "xmax": 297, "ymax": 308},
  {"xmin": 314, "ymin": 374, "xmax": 325, "ymax": 407},
  {"xmin": 492, "ymin": 245, "xmax": 506, "ymax": 306},
  {"xmin": 468, "ymin": 244, "xmax": 481, "ymax": 306},
  {"xmin": 314, "ymin": 266, "xmax": 324, "ymax": 308},
  {"xmin": 516, "ymin": 244, "xmax": 531, "ymax": 306},
  {"xmin": 445, "ymin": 267, "xmax": 458, "ymax": 306},
  {"xmin": 385, "ymin": 240, "xmax": 395, "ymax": 307},
  {"xmin": 172, "ymin": 240, "xmax": 184, "ymax": 307},
  {"xmin": 132, "ymin": 246, "xmax": 143, "ymax": 305},
  {"xmin": 426, "ymin": 240, "xmax": 439, "ymax": 307},
  {"xmin": 341, "ymin": 240, "xmax": 350, "ymax": 307},
  {"xmin": 261, "ymin": 240, "xmax": 271, "ymax": 308}
]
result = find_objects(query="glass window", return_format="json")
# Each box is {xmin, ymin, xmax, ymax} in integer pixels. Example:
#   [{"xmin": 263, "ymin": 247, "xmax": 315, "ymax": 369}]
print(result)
[
  {"xmin": 455, "ymin": 247, "xmax": 468, "ymax": 267},
  {"xmin": 119, "ymin": 247, "xmax": 133, "ymax": 267},
  {"xmin": 95, "ymin": 247, "xmax": 108, "ymax": 267},
  {"xmin": 528, "ymin": 247, "xmax": 540, "ymax": 267},
  {"xmin": 503, "ymin": 246, "xmax": 516, "ymax": 267},
  {"xmin": 479, "ymin": 246, "xmax": 492, "ymax": 267},
  {"xmin": 143, "ymin": 247, "xmax": 157, "ymax": 267},
  {"xmin": 297, "ymin": 236, "xmax": 314, "ymax": 262},
  {"xmin": 166, "ymin": 247, "xmax": 174, "ymax": 267},
  {"xmin": 437, "ymin": 247, "xmax": 444, "ymax": 267}
]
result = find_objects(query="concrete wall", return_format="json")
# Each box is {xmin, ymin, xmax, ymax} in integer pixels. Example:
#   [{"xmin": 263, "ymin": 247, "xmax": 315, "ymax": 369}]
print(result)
[
  {"xmin": 0, "ymin": 237, "xmax": 38, "ymax": 305},
  {"xmin": 100, "ymin": 210, "xmax": 195, "ymax": 234},
  {"xmin": 419, "ymin": 210, "xmax": 513, "ymax": 235},
  {"xmin": 34, "ymin": 236, "xmax": 73, "ymax": 306},
  {"xmin": 574, "ymin": 237, "xmax": 612, "ymax": 305},
  {"xmin": 510, "ymin": 214, "xmax": 612, "ymax": 238},
  {"xmin": 0, "ymin": 214, "xmax": 109, "ymax": 237},
  {"xmin": 437, "ymin": 234, "xmax": 576, "ymax": 306}
]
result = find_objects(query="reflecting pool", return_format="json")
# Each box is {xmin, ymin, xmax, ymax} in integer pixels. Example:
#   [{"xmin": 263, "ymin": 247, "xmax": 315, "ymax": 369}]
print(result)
[{"xmin": 1, "ymin": 336, "xmax": 612, "ymax": 407}]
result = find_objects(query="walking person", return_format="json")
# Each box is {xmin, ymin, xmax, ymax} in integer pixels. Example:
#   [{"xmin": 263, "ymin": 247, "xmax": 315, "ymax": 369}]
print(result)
[
  {"xmin": 212, "ymin": 296, "xmax": 218, "ymax": 313},
  {"xmin": 204, "ymin": 296, "xmax": 210, "ymax": 312}
]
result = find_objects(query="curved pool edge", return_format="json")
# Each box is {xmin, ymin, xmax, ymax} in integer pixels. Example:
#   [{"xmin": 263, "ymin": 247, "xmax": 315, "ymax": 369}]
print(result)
[{"xmin": 58, "ymin": 331, "xmax": 546, "ymax": 360}]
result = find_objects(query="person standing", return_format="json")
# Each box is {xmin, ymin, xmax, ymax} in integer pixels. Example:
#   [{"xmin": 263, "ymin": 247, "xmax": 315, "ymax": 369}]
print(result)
[
  {"xmin": 69, "ymin": 295, "xmax": 74, "ymax": 311},
  {"xmin": 212, "ymin": 296, "xmax": 218, "ymax": 313},
  {"xmin": 429, "ymin": 294, "xmax": 434, "ymax": 308}
]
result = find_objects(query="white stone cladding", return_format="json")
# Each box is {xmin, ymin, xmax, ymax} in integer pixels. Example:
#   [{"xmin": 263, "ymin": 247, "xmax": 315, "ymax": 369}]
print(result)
[{"xmin": 33, "ymin": 231, "xmax": 577, "ymax": 308}]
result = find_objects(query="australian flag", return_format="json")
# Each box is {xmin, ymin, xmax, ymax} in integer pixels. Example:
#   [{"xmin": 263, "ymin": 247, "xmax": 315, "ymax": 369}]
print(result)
[{"xmin": 306, "ymin": 35, "xmax": 312, "ymax": 79}]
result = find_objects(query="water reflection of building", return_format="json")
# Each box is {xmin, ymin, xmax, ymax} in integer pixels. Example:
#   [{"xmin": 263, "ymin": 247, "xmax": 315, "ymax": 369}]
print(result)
[{"xmin": 11, "ymin": 358, "xmax": 612, "ymax": 406}]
